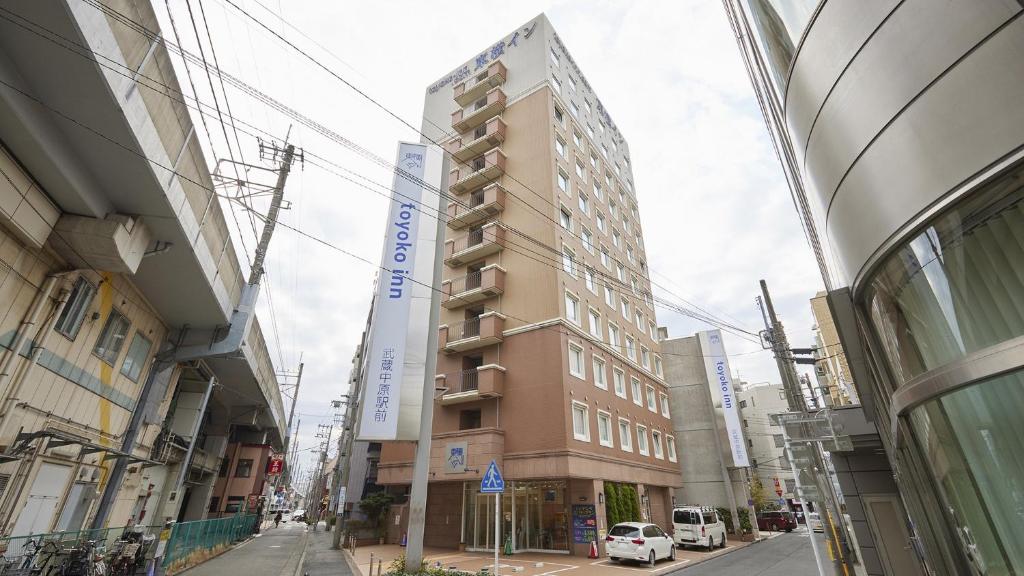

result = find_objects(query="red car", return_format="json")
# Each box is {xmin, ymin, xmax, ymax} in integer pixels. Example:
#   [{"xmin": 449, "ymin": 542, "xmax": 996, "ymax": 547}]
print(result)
[{"xmin": 757, "ymin": 511, "xmax": 797, "ymax": 532}]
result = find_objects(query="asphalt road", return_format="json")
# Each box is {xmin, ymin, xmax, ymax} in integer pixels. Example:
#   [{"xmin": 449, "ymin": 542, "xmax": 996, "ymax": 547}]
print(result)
[
  {"xmin": 182, "ymin": 520, "xmax": 305, "ymax": 576},
  {"xmin": 668, "ymin": 529, "xmax": 826, "ymax": 576}
]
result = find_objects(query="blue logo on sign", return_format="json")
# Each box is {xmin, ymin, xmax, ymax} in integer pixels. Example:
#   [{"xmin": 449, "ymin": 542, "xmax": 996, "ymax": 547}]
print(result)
[{"xmin": 480, "ymin": 460, "xmax": 505, "ymax": 493}]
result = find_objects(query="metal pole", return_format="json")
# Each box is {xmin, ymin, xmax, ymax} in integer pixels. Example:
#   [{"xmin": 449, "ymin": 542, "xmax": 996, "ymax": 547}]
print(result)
[
  {"xmin": 494, "ymin": 493, "xmax": 500, "ymax": 576},
  {"xmin": 782, "ymin": 424, "xmax": 827, "ymax": 572},
  {"xmin": 404, "ymin": 154, "xmax": 447, "ymax": 567},
  {"xmin": 332, "ymin": 393, "xmax": 359, "ymax": 549},
  {"xmin": 249, "ymin": 144, "xmax": 294, "ymax": 285}
]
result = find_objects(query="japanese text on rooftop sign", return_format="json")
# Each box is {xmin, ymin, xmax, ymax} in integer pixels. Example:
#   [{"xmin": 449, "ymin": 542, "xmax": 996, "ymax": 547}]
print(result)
[{"xmin": 428, "ymin": 21, "xmax": 537, "ymax": 94}]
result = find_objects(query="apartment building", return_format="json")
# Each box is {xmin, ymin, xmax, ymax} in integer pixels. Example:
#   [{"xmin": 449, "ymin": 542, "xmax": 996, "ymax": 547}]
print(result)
[
  {"xmin": 725, "ymin": 1, "xmax": 1024, "ymax": 572},
  {"xmin": 377, "ymin": 14, "xmax": 680, "ymax": 556},
  {"xmin": 0, "ymin": 0, "xmax": 284, "ymax": 537},
  {"xmin": 809, "ymin": 292, "xmax": 853, "ymax": 407},
  {"xmin": 735, "ymin": 383, "xmax": 795, "ymax": 504}
]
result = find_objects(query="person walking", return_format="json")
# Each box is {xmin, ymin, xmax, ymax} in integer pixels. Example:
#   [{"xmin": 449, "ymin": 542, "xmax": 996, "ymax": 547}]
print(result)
[{"xmin": 274, "ymin": 511, "xmax": 283, "ymax": 528}]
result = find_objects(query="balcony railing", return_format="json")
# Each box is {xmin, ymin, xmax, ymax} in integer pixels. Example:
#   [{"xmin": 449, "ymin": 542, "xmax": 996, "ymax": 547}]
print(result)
[
  {"xmin": 441, "ymin": 313, "xmax": 505, "ymax": 352},
  {"xmin": 444, "ymin": 222, "xmax": 504, "ymax": 266},
  {"xmin": 447, "ymin": 183, "xmax": 505, "ymax": 229},
  {"xmin": 442, "ymin": 265, "xmax": 505, "ymax": 308},
  {"xmin": 446, "ymin": 117, "xmax": 507, "ymax": 163},
  {"xmin": 449, "ymin": 148, "xmax": 506, "ymax": 194},
  {"xmin": 451, "ymin": 87, "xmax": 507, "ymax": 133},
  {"xmin": 439, "ymin": 364, "xmax": 506, "ymax": 404},
  {"xmin": 454, "ymin": 61, "xmax": 507, "ymax": 107}
]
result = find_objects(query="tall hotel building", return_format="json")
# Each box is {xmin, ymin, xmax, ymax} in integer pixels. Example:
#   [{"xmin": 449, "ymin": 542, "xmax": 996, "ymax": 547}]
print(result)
[
  {"xmin": 725, "ymin": 1, "xmax": 1024, "ymax": 574},
  {"xmin": 377, "ymin": 14, "xmax": 680, "ymax": 555}
]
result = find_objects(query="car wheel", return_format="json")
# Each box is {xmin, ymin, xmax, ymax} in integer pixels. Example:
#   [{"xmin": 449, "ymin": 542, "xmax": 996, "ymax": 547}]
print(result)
[
  {"xmin": 706, "ymin": 536, "xmax": 714, "ymax": 552},
  {"xmin": 648, "ymin": 550, "xmax": 657, "ymax": 566},
  {"xmin": 786, "ymin": 528, "xmax": 793, "ymax": 533},
  {"xmin": 609, "ymin": 557, "xmax": 619, "ymax": 563},
  {"xmin": 719, "ymin": 535, "xmax": 726, "ymax": 548},
  {"xmin": 670, "ymin": 546, "xmax": 676, "ymax": 561}
]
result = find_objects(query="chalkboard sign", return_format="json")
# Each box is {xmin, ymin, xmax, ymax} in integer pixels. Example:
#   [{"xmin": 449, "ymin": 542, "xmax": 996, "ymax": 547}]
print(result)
[{"xmin": 572, "ymin": 504, "xmax": 598, "ymax": 544}]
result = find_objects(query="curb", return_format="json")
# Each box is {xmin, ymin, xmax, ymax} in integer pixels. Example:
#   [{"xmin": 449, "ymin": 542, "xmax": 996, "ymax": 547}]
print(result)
[
  {"xmin": 341, "ymin": 548, "xmax": 361, "ymax": 576},
  {"xmin": 280, "ymin": 530, "xmax": 310, "ymax": 576}
]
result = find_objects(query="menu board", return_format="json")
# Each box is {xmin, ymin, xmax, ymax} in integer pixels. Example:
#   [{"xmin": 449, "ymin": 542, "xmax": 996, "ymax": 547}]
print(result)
[{"xmin": 572, "ymin": 504, "xmax": 598, "ymax": 544}]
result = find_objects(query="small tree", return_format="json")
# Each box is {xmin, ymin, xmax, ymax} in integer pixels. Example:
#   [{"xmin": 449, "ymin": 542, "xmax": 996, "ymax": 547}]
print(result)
[
  {"xmin": 749, "ymin": 477, "xmax": 773, "ymax": 512},
  {"xmin": 358, "ymin": 492, "xmax": 395, "ymax": 538},
  {"xmin": 621, "ymin": 484, "xmax": 640, "ymax": 522},
  {"xmin": 736, "ymin": 508, "xmax": 752, "ymax": 534},
  {"xmin": 604, "ymin": 482, "xmax": 620, "ymax": 526}
]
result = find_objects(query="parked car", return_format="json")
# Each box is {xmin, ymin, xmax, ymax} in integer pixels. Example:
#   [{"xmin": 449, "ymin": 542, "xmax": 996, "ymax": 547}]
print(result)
[
  {"xmin": 605, "ymin": 522, "xmax": 676, "ymax": 566},
  {"xmin": 808, "ymin": 512, "xmax": 824, "ymax": 532},
  {"xmin": 291, "ymin": 509, "xmax": 306, "ymax": 522},
  {"xmin": 672, "ymin": 506, "xmax": 726, "ymax": 551},
  {"xmin": 757, "ymin": 511, "xmax": 798, "ymax": 532}
]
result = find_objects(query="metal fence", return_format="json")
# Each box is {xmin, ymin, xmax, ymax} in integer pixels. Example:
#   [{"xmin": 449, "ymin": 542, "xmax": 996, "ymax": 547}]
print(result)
[
  {"xmin": 449, "ymin": 271, "xmax": 483, "ymax": 296},
  {"xmin": 162, "ymin": 514, "xmax": 256, "ymax": 573},
  {"xmin": 447, "ymin": 317, "xmax": 481, "ymax": 342}
]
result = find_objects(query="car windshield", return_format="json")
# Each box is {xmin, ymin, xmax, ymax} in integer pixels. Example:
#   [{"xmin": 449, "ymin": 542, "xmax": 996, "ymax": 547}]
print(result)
[{"xmin": 609, "ymin": 525, "xmax": 641, "ymax": 537}]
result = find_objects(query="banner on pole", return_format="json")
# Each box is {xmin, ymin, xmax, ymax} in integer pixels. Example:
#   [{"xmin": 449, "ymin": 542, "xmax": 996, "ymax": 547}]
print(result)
[
  {"xmin": 357, "ymin": 143, "xmax": 445, "ymax": 441},
  {"xmin": 700, "ymin": 329, "xmax": 750, "ymax": 467}
]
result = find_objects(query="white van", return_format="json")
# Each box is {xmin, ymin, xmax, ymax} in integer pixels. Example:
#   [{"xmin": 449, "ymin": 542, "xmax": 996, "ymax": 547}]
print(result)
[{"xmin": 672, "ymin": 506, "xmax": 726, "ymax": 551}]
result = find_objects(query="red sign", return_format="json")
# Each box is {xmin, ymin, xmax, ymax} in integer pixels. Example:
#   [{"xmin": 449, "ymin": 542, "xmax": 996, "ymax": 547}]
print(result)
[
  {"xmin": 268, "ymin": 455, "xmax": 284, "ymax": 475},
  {"xmin": 774, "ymin": 477, "xmax": 783, "ymax": 497}
]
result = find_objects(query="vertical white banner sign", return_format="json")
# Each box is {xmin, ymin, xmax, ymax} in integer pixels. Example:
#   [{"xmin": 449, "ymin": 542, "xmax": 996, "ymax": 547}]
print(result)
[
  {"xmin": 700, "ymin": 329, "xmax": 750, "ymax": 467},
  {"xmin": 358, "ymin": 143, "xmax": 444, "ymax": 440}
]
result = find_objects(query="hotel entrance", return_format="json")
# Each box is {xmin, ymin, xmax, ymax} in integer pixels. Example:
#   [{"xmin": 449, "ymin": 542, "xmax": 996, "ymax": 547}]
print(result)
[{"xmin": 463, "ymin": 480, "xmax": 569, "ymax": 553}]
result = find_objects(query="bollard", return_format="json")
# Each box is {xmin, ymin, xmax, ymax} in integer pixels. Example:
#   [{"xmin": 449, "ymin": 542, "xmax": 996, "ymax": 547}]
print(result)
[
  {"xmin": 377, "ymin": 558, "xmax": 382, "ymax": 575},
  {"xmin": 369, "ymin": 553, "xmax": 374, "ymax": 576}
]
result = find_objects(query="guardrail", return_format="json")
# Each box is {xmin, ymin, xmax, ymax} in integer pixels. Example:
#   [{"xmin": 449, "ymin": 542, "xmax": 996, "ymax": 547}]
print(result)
[
  {"xmin": 162, "ymin": 514, "xmax": 256, "ymax": 574},
  {"xmin": 447, "ymin": 317, "xmax": 481, "ymax": 341}
]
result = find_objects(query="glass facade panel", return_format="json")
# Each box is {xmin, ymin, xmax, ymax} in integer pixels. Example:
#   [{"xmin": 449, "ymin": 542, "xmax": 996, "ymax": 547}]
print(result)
[
  {"xmin": 741, "ymin": 0, "xmax": 819, "ymax": 94},
  {"xmin": 864, "ymin": 174, "xmax": 1024, "ymax": 387},
  {"xmin": 909, "ymin": 370, "xmax": 1024, "ymax": 575}
]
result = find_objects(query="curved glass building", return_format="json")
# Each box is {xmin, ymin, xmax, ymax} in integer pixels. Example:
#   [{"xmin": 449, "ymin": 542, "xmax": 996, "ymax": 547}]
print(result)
[{"xmin": 724, "ymin": 1, "xmax": 1024, "ymax": 574}]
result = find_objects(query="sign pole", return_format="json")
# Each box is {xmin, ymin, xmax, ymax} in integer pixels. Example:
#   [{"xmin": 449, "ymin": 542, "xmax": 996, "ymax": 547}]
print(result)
[{"xmin": 494, "ymin": 493, "xmax": 500, "ymax": 576}]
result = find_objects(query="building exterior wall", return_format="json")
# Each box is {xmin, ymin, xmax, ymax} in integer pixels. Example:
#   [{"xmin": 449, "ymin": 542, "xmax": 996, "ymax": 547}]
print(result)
[
  {"xmin": 727, "ymin": 0, "xmax": 1024, "ymax": 572},
  {"xmin": 735, "ymin": 384, "xmax": 795, "ymax": 501},
  {"xmin": 210, "ymin": 444, "xmax": 272, "ymax": 517},
  {"xmin": 378, "ymin": 13, "xmax": 679, "ymax": 555},
  {"xmin": 809, "ymin": 291, "xmax": 853, "ymax": 406}
]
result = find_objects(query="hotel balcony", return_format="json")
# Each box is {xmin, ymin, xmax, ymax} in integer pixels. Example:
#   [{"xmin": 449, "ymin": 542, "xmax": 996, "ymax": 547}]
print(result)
[
  {"xmin": 440, "ymin": 312, "xmax": 505, "ymax": 353},
  {"xmin": 446, "ymin": 117, "xmax": 507, "ymax": 164},
  {"xmin": 453, "ymin": 61, "xmax": 507, "ymax": 107},
  {"xmin": 449, "ymin": 148, "xmax": 506, "ymax": 195},
  {"xmin": 438, "ymin": 364, "xmax": 506, "ymax": 405},
  {"xmin": 444, "ymin": 222, "xmax": 504, "ymax": 267},
  {"xmin": 451, "ymin": 87, "xmax": 507, "ymax": 133},
  {"xmin": 447, "ymin": 183, "xmax": 505, "ymax": 230},
  {"xmin": 442, "ymin": 265, "xmax": 505, "ymax": 309}
]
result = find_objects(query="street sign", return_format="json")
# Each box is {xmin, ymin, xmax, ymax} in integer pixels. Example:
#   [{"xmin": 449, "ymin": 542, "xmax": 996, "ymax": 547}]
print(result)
[{"xmin": 481, "ymin": 460, "xmax": 505, "ymax": 493}]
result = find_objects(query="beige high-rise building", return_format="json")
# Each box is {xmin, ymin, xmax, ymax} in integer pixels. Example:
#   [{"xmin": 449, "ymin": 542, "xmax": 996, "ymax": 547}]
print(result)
[
  {"xmin": 378, "ymin": 14, "xmax": 680, "ymax": 556},
  {"xmin": 809, "ymin": 292, "xmax": 854, "ymax": 407}
]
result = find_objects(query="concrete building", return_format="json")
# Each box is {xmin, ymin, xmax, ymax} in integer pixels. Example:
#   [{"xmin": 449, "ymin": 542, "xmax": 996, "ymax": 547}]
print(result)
[
  {"xmin": 0, "ymin": 0, "xmax": 285, "ymax": 537},
  {"xmin": 377, "ymin": 14, "xmax": 679, "ymax": 556},
  {"xmin": 809, "ymin": 292, "xmax": 854, "ymax": 407},
  {"xmin": 735, "ymin": 383, "xmax": 795, "ymax": 504},
  {"xmin": 658, "ymin": 329, "xmax": 746, "ymax": 513},
  {"xmin": 725, "ymin": 0, "xmax": 1024, "ymax": 573}
]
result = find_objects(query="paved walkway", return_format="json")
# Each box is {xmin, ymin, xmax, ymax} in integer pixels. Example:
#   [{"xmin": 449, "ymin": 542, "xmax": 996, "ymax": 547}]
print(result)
[
  {"xmin": 179, "ymin": 520, "xmax": 306, "ymax": 576},
  {"xmin": 667, "ymin": 529, "xmax": 821, "ymax": 575},
  {"xmin": 302, "ymin": 525, "xmax": 356, "ymax": 576}
]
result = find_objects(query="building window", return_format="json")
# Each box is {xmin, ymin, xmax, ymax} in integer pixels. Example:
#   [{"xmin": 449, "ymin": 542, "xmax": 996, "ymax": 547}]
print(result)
[
  {"xmin": 597, "ymin": 411, "xmax": 613, "ymax": 447},
  {"xmin": 636, "ymin": 311, "xmax": 645, "ymax": 332},
  {"xmin": 120, "ymin": 332, "xmax": 153, "ymax": 382},
  {"xmin": 570, "ymin": 101, "xmax": 579, "ymax": 118},
  {"xmin": 655, "ymin": 355, "xmax": 663, "ymax": 377},
  {"xmin": 554, "ymin": 105, "xmax": 564, "ymax": 126},
  {"xmin": 584, "ymin": 100, "xmax": 592, "ymax": 114},
  {"xmin": 618, "ymin": 418, "xmax": 633, "ymax": 452},
  {"xmin": 575, "ymin": 160, "xmax": 585, "ymax": 179},
  {"xmin": 626, "ymin": 245, "xmax": 635, "ymax": 263},
  {"xmin": 646, "ymin": 384, "xmax": 657, "ymax": 412},
  {"xmin": 558, "ymin": 170, "xmax": 569, "ymax": 194},
  {"xmin": 620, "ymin": 297, "xmax": 629, "ymax": 319},
  {"xmin": 568, "ymin": 342, "xmax": 585, "ymax": 379},
  {"xmin": 585, "ymin": 268, "xmax": 597, "ymax": 294},
  {"xmin": 552, "ymin": 76, "xmax": 562, "ymax": 94},
  {"xmin": 460, "ymin": 410, "xmax": 482, "ymax": 430},
  {"xmin": 601, "ymin": 143, "xmax": 609, "ymax": 159},
  {"xmin": 550, "ymin": 47, "xmax": 559, "ymax": 67},
  {"xmin": 568, "ymin": 76, "xmax": 577, "ymax": 92},
  {"xmin": 235, "ymin": 459, "xmax": 253, "ymax": 478},
  {"xmin": 641, "ymin": 346, "xmax": 651, "ymax": 370},
  {"xmin": 573, "ymin": 130, "xmax": 582, "ymax": 148},
  {"xmin": 218, "ymin": 458, "xmax": 230, "ymax": 477},
  {"xmin": 588, "ymin": 308, "xmax": 601, "ymax": 338},
  {"xmin": 581, "ymin": 226, "xmax": 593, "ymax": 252},
  {"xmin": 739, "ymin": 400, "xmax": 748, "ymax": 409},
  {"xmin": 637, "ymin": 425, "xmax": 649, "ymax": 456},
  {"xmin": 565, "ymin": 291, "xmax": 580, "ymax": 325},
  {"xmin": 593, "ymin": 182, "xmax": 602, "ymax": 201},
  {"xmin": 560, "ymin": 207, "xmax": 572, "ymax": 230},
  {"xmin": 225, "ymin": 496, "xmax": 244, "ymax": 513},
  {"xmin": 601, "ymin": 248, "xmax": 610, "ymax": 269},
  {"xmin": 604, "ymin": 283, "xmax": 615, "ymax": 307},
  {"xmin": 596, "ymin": 212, "xmax": 606, "ymax": 232},
  {"xmin": 608, "ymin": 322, "xmax": 620, "ymax": 348},
  {"xmin": 652, "ymin": 430, "xmax": 664, "ymax": 459},
  {"xmin": 773, "ymin": 434, "xmax": 786, "ymax": 448},
  {"xmin": 208, "ymin": 496, "xmax": 220, "ymax": 513},
  {"xmin": 650, "ymin": 322, "xmax": 658, "ymax": 341},
  {"xmin": 93, "ymin": 309, "xmax": 131, "ymax": 365},
  {"xmin": 55, "ymin": 278, "xmax": 96, "ymax": 339},
  {"xmin": 562, "ymin": 246, "xmax": 576, "ymax": 276},
  {"xmin": 555, "ymin": 137, "xmax": 566, "ymax": 158},
  {"xmin": 631, "ymin": 377, "xmax": 642, "ymax": 406},
  {"xmin": 593, "ymin": 357, "xmax": 608, "ymax": 389},
  {"xmin": 586, "ymin": 124, "xmax": 594, "ymax": 138},
  {"xmin": 616, "ymin": 262, "xmax": 625, "ymax": 282},
  {"xmin": 590, "ymin": 154, "xmax": 598, "ymax": 170},
  {"xmin": 571, "ymin": 401, "xmax": 590, "ymax": 441},
  {"xmin": 661, "ymin": 393, "xmax": 670, "ymax": 417},
  {"xmin": 667, "ymin": 435, "xmax": 678, "ymax": 462},
  {"xmin": 613, "ymin": 230, "xmax": 621, "ymax": 248},
  {"xmin": 613, "ymin": 368, "xmax": 626, "ymax": 398}
]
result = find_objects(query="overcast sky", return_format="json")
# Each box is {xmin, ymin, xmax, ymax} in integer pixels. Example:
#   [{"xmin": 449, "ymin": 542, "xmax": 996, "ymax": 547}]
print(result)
[{"xmin": 155, "ymin": 0, "xmax": 824, "ymax": 479}]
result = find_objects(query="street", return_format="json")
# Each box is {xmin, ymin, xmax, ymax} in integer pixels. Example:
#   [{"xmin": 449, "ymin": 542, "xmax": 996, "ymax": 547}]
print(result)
[
  {"xmin": 668, "ymin": 530, "xmax": 822, "ymax": 576},
  {"xmin": 181, "ymin": 521, "xmax": 306, "ymax": 576}
]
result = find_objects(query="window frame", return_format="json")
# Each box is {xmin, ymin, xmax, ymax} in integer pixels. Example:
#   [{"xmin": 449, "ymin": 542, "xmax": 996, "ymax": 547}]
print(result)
[
  {"xmin": 588, "ymin": 308, "xmax": 602, "ymax": 339},
  {"xmin": 636, "ymin": 425, "xmax": 649, "ymax": 456},
  {"xmin": 54, "ymin": 277, "xmax": 96, "ymax": 340},
  {"xmin": 613, "ymin": 367, "xmax": 626, "ymax": 398},
  {"xmin": 646, "ymin": 384, "xmax": 657, "ymax": 412},
  {"xmin": 618, "ymin": 418, "xmax": 633, "ymax": 452},
  {"xmin": 667, "ymin": 435, "xmax": 678, "ymax": 462},
  {"xmin": 652, "ymin": 430, "xmax": 664, "ymax": 460},
  {"xmin": 597, "ymin": 410, "xmax": 614, "ymax": 448},
  {"xmin": 571, "ymin": 401, "xmax": 590, "ymax": 442},
  {"xmin": 568, "ymin": 342, "xmax": 586, "ymax": 380},
  {"xmin": 93, "ymin": 308, "xmax": 131, "ymax": 366},
  {"xmin": 661, "ymin": 393, "xmax": 671, "ymax": 418},
  {"xmin": 565, "ymin": 290, "xmax": 581, "ymax": 326},
  {"xmin": 593, "ymin": 356, "xmax": 608, "ymax": 390},
  {"xmin": 119, "ymin": 331, "xmax": 153, "ymax": 383},
  {"xmin": 631, "ymin": 376, "xmax": 642, "ymax": 406}
]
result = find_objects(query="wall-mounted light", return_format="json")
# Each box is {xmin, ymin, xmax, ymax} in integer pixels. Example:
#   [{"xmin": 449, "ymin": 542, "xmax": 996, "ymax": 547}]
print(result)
[{"xmin": 598, "ymin": 493, "xmax": 604, "ymax": 505}]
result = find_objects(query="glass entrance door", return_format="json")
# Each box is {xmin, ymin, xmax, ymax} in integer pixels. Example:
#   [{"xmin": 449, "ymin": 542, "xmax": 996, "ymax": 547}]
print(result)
[{"xmin": 472, "ymin": 492, "xmax": 494, "ymax": 550}]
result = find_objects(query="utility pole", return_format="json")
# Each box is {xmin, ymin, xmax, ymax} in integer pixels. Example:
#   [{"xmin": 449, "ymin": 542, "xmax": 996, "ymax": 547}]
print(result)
[
  {"xmin": 272, "ymin": 362, "xmax": 303, "ymax": 504},
  {"xmin": 329, "ymin": 394, "xmax": 357, "ymax": 547},
  {"xmin": 758, "ymin": 281, "xmax": 853, "ymax": 576},
  {"xmin": 309, "ymin": 422, "xmax": 333, "ymax": 531}
]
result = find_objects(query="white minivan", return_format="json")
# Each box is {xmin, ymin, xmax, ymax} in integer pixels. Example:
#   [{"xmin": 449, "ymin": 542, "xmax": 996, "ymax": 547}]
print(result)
[{"xmin": 672, "ymin": 506, "xmax": 727, "ymax": 551}]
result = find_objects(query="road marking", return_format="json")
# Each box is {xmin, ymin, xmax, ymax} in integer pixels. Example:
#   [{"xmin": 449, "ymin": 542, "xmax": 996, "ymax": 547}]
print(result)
[
  {"xmin": 589, "ymin": 558, "xmax": 690, "ymax": 573},
  {"xmin": 268, "ymin": 545, "xmax": 281, "ymax": 548}
]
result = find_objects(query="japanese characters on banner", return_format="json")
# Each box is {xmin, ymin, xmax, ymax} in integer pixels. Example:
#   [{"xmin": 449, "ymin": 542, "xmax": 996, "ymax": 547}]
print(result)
[
  {"xmin": 699, "ymin": 329, "xmax": 750, "ymax": 468},
  {"xmin": 357, "ymin": 143, "xmax": 445, "ymax": 441},
  {"xmin": 267, "ymin": 454, "xmax": 284, "ymax": 475}
]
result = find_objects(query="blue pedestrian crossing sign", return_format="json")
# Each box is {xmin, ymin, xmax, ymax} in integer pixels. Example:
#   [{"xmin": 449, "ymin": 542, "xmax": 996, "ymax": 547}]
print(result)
[{"xmin": 480, "ymin": 460, "xmax": 505, "ymax": 493}]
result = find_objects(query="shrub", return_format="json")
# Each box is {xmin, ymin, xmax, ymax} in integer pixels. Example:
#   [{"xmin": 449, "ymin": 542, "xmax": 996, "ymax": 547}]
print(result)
[
  {"xmin": 736, "ymin": 508, "xmax": 752, "ymax": 534},
  {"xmin": 716, "ymin": 507, "xmax": 734, "ymax": 534}
]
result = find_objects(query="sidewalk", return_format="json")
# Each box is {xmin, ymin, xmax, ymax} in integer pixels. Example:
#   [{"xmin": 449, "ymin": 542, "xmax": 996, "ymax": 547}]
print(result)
[
  {"xmin": 177, "ymin": 521, "xmax": 306, "ymax": 576},
  {"xmin": 302, "ymin": 524, "xmax": 357, "ymax": 576}
]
